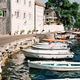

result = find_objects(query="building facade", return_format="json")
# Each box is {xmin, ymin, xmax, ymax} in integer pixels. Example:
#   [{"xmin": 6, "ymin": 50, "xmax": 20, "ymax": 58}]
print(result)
[
  {"xmin": 44, "ymin": 9, "xmax": 57, "ymax": 22},
  {"xmin": 0, "ymin": 0, "xmax": 34, "ymax": 35},
  {"xmin": 34, "ymin": 1, "xmax": 44, "ymax": 33},
  {"xmin": 0, "ymin": 0, "xmax": 10, "ymax": 34}
]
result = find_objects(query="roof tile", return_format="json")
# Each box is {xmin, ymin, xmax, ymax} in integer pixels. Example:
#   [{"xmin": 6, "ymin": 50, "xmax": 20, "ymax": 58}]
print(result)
[{"xmin": 35, "ymin": 1, "xmax": 44, "ymax": 7}]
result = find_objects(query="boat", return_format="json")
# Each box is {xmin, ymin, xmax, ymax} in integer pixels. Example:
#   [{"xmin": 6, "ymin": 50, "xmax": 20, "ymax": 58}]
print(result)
[
  {"xmin": 46, "ymin": 78, "xmax": 80, "ymax": 80},
  {"xmin": 21, "ymin": 49, "xmax": 74, "ymax": 59},
  {"xmin": 28, "ymin": 60, "xmax": 80, "ymax": 71},
  {"xmin": 58, "ymin": 37, "xmax": 66, "ymax": 40},
  {"xmin": 31, "ymin": 44, "xmax": 69, "ymax": 50},
  {"xmin": 35, "ymin": 42, "xmax": 68, "ymax": 46},
  {"xmin": 41, "ymin": 39, "xmax": 68, "ymax": 42}
]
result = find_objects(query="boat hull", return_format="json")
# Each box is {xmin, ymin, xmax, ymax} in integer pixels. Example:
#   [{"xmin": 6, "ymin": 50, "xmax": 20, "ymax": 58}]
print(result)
[
  {"xmin": 28, "ymin": 61, "xmax": 80, "ymax": 71},
  {"xmin": 29, "ymin": 64, "xmax": 80, "ymax": 71},
  {"xmin": 31, "ymin": 45, "xmax": 69, "ymax": 50},
  {"xmin": 22, "ymin": 49, "xmax": 74, "ymax": 59},
  {"xmin": 41, "ymin": 39, "xmax": 68, "ymax": 42}
]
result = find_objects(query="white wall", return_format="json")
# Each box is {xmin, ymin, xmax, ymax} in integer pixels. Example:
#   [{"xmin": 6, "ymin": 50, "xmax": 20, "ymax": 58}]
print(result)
[
  {"xmin": 34, "ymin": 4, "xmax": 44, "ymax": 33},
  {"xmin": 43, "ymin": 24, "xmax": 64, "ymax": 32},
  {"xmin": 11, "ymin": 0, "xmax": 34, "ymax": 35}
]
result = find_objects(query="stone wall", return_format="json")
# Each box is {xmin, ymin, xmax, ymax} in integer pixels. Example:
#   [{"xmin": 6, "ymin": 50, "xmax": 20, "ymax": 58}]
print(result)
[
  {"xmin": 36, "ymin": 33, "xmax": 55, "ymax": 39},
  {"xmin": 0, "ymin": 18, "xmax": 7, "ymax": 34}
]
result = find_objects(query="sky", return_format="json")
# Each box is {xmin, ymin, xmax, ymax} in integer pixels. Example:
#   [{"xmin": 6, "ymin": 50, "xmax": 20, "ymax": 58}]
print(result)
[{"xmin": 36, "ymin": 0, "xmax": 80, "ymax": 4}]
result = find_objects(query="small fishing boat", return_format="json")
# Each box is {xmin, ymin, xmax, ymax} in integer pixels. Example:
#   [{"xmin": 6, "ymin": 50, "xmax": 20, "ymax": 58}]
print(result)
[
  {"xmin": 21, "ymin": 49, "xmax": 74, "ymax": 59},
  {"xmin": 31, "ymin": 44, "xmax": 69, "ymax": 50},
  {"xmin": 28, "ymin": 60, "xmax": 80, "ymax": 71},
  {"xmin": 46, "ymin": 78, "xmax": 80, "ymax": 80},
  {"xmin": 0, "ymin": 66, "xmax": 2, "ymax": 73},
  {"xmin": 41, "ymin": 39, "xmax": 68, "ymax": 42},
  {"xmin": 35, "ymin": 42, "xmax": 68, "ymax": 46},
  {"xmin": 58, "ymin": 37, "xmax": 66, "ymax": 40}
]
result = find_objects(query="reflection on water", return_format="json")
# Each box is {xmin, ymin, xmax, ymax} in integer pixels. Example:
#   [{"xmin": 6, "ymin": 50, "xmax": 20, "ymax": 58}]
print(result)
[{"xmin": 1, "ymin": 47, "xmax": 80, "ymax": 80}]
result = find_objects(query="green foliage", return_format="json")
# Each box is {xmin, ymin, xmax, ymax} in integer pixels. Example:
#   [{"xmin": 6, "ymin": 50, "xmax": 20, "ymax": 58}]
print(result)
[
  {"xmin": 42, "ymin": 30, "xmax": 45, "ymax": 32},
  {"xmin": 57, "ymin": 21, "xmax": 61, "ymax": 25},
  {"xmin": 46, "ymin": 22, "xmax": 50, "ymax": 25},
  {"xmin": 49, "ymin": 30, "xmax": 50, "ymax": 32},
  {"xmin": 45, "ymin": 2, "xmax": 52, "ymax": 8},
  {"xmin": 36, "ymin": 30, "xmax": 38, "ymax": 32},
  {"xmin": 74, "ymin": 22, "xmax": 80, "ymax": 28},
  {"xmin": 15, "ymin": 30, "xmax": 19, "ymax": 34},
  {"xmin": 74, "ymin": 18, "xmax": 80, "ymax": 28},
  {"xmin": 20, "ymin": 30, "xmax": 25, "ymax": 34},
  {"xmin": 71, "ymin": 2, "xmax": 79, "ymax": 10},
  {"xmin": 28, "ymin": 30, "xmax": 31, "ymax": 34},
  {"xmin": 33, "ymin": 29, "xmax": 36, "ymax": 32},
  {"xmin": 0, "ymin": 10, "xmax": 2, "ymax": 16},
  {"xmin": 45, "ymin": 0, "xmax": 79, "ymax": 27}
]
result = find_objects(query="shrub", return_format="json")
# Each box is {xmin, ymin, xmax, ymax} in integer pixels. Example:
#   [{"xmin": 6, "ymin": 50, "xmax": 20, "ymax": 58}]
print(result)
[{"xmin": 20, "ymin": 30, "xmax": 25, "ymax": 34}]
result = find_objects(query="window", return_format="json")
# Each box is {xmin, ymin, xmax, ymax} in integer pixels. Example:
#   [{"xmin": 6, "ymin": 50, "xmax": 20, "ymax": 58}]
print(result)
[
  {"xmin": 24, "ymin": 13, "xmax": 26, "ymax": 18},
  {"xmin": 71, "ymin": 64, "xmax": 80, "ymax": 66},
  {"xmin": 46, "ymin": 13, "xmax": 48, "ymax": 15},
  {"xmin": 17, "ymin": 11, "xmax": 19, "ymax": 18},
  {"xmin": 15, "ymin": 11, "xmax": 16, "ymax": 15},
  {"xmin": 46, "ymin": 19, "xmax": 48, "ymax": 21},
  {"xmin": 24, "ymin": 0, "xmax": 26, "ymax": 5},
  {"xmin": 57, "ymin": 64, "xmax": 68, "ymax": 66},
  {"xmin": 17, "ymin": 0, "xmax": 19, "ymax": 3},
  {"xmin": 29, "ymin": 1, "xmax": 31, "ymax": 7},
  {"xmin": 29, "ymin": 14, "xmax": 31, "ymax": 20},
  {"xmin": 3, "ymin": 11, "xmax": 7, "ymax": 17}
]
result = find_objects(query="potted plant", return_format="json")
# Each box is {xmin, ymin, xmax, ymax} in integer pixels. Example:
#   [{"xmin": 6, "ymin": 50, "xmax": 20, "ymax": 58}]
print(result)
[
  {"xmin": 36, "ymin": 30, "xmax": 38, "ymax": 32},
  {"xmin": 32, "ymin": 29, "xmax": 36, "ymax": 34},
  {"xmin": 42, "ymin": 29, "xmax": 45, "ymax": 32},
  {"xmin": 27, "ymin": 30, "xmax": 31, "ymax": 34},
  {"xmin": 33, "ymin": 29, "xmax": 36, "ymax": 32},
  {"xmin": 20, "ymin": 30, "xmax": 25, "ymax": 34},
  {"xmin": 15, "ymin": 30, "xmax": 19, "ymax": 35},
  {"xmin": 0, "ymin": 10, "xmax": 2, "ymax": 18},
  {"xmin": 49, "ymin": 30, "xmax": 50, "ymax": 32}
]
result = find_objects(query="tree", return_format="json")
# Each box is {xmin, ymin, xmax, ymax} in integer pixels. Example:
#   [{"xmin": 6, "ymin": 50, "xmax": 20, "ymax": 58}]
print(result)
[
  {"xmin": 0, "ymin": 10, "xmax": 2, "ymax": 16},
  {"xmin": 71, "ymin": 2, "xmax": 79, "ymax": 19},
  {"xmin": 74, "ymin": 17, "xmax": 80, "ymax": 28},
  {"xmin": 45, "ymin": 0, "xmax": 79, "ymax": 27}
]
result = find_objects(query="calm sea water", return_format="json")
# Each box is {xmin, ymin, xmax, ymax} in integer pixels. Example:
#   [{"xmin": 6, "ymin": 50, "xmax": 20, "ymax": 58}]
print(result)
[{"xmin": 1, "ymin": 45, "xmax": 80, "ymax": 80}]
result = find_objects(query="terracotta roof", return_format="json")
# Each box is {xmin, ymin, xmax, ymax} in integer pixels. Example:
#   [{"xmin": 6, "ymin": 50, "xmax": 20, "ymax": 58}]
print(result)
[
  {"xmin": 44, "ymin": 9, "xmax": 53, "ymax": 11},
  {"xmin": 35, "ymin": 1, "xmax": 44, "ymax": 7}
]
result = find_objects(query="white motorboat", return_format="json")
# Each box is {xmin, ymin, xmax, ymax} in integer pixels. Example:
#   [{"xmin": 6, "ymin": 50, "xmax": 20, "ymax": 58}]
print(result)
[
  {"xmin": 21, "ymin": 49, "xmax": 74, "ymax": 59},
  {"xmin": 31, "ymin": 45, "xmax": 69, "ymax": 50},
  {"xmin": 28, "ymin": 60, "xmax": 80, "ymax": 71},
  {"xmin": 46, "ymin": 78, "xmax": 80, "ymax": 80},
  {"xmin": 33, "ymin": 42, "xmax": 70, "ymax": 50},
  {"xmin": 35, "ymin": 42, "xmax": 69, "ymax": 47}
]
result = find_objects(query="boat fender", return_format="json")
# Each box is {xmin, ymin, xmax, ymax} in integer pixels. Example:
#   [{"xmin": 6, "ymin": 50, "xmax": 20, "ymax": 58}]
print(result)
[
  {"xmin": 48, "ymin": 43, "xmax": 51, "ymax": 45},
  {"xmin": 67, "ymin": 55, "xmax": 71, "ymax": 58},
  {"xmin": 28, "ymin": 60, "xmax": 30, "ymax": 62},
  {"xmin": 38, "ymin": 55, "xmax": 42, "ymax": 58},
  {"xmin": 53, "ymin": 57, "xmax": 56, "ymax": 58},
  {"xmin": 58, "ymin": 52, "xmax": 60, "ymax": 54}
]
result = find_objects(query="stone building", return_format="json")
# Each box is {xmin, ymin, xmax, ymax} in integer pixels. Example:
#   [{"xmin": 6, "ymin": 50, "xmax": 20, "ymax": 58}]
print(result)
[
  {"xmin": 44, "ymin": 8, "xmax": 57, "ymax": 22},
  {"xmin": 0, "ymin": 0, "xmax": 34, "ymax": 35},
  {"xmin": 0, "ymin": 0, "xmax": 11, "ymax": 34}
]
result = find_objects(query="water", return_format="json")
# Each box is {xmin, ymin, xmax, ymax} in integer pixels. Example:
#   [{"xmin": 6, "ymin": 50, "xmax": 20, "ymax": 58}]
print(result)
[{"xmin": 1, "ymin": 45, "xmax": 80, "ymax": 80}]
